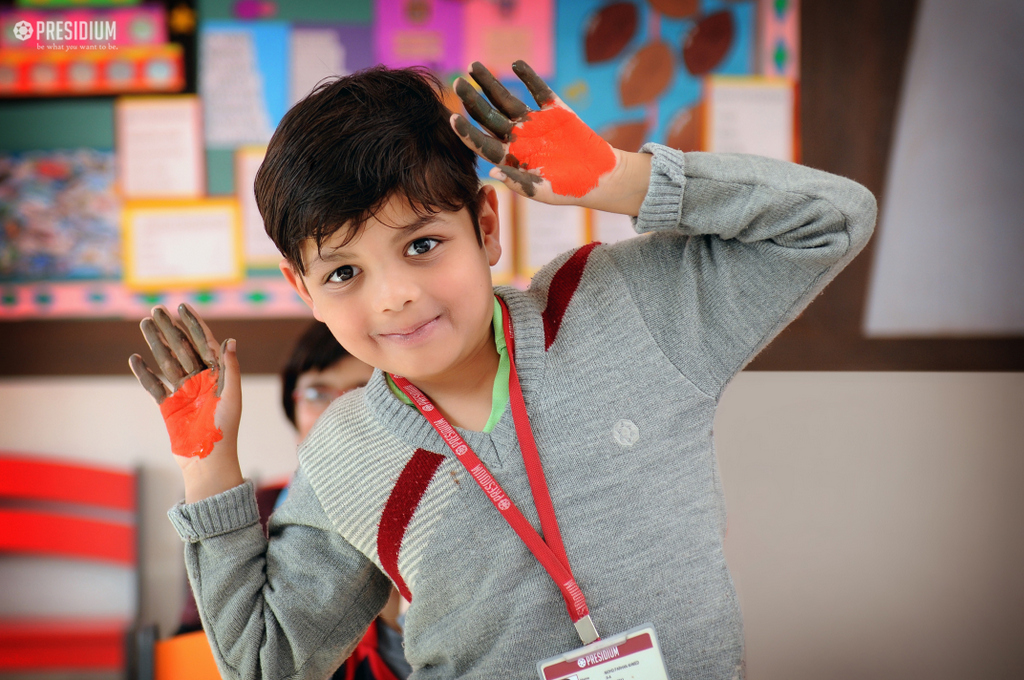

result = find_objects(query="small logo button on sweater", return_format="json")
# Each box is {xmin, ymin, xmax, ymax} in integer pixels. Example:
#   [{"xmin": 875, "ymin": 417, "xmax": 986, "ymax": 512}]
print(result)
[{"xmin": 612, "ymin": 420, "xmax": 639, "ymax": 447}]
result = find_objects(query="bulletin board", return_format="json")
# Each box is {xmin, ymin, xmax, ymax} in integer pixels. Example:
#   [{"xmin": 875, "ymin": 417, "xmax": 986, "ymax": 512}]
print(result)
[
  {"xmin": 2, "ymin": 0, "xmax": 791, "ymax": 329},
  {"xmin": 9, "ymin": 1, "xmax": 1010, "ymax": 373}
]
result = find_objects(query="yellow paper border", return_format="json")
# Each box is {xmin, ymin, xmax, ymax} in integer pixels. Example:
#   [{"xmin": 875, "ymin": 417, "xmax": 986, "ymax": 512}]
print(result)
[{"xmin": 122, "ymin": 198, "xmax": 244, "ymax": 291}]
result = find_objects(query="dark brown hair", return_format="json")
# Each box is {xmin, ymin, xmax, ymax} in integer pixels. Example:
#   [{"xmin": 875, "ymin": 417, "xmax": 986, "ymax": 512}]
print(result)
[
  {"xmin": 280, "ymin": 321, "xmax": 350, "ymax": 428},
  {"xmin": 255, "ymin": 66, "xmax": 481, "ymax": 273}
]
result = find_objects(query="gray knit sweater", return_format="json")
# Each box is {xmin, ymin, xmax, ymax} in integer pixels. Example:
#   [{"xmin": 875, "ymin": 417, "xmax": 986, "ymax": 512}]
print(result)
[{"xmin": 168, "ymin": 145, "xmax": 876, "ymax": 680}]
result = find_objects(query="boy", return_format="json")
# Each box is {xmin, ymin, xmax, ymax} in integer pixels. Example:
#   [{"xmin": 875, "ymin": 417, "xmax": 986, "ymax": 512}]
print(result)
[
  {"xmin": 130, "ymin": 61, "xmax": 876, "ymax": 679},
  {"xmin": 280, "ymin": 322, "xmax": 409, "ymax": 680}
]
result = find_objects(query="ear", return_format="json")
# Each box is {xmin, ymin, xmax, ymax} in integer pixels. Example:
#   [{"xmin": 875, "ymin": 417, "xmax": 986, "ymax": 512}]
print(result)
[
  {"xmin": 477, "ymin": 184, "xmax": 502, "ymax": 267},
  {"xmin": 279, "ymin": 259, "xmax": 323, "ymax": 321}
]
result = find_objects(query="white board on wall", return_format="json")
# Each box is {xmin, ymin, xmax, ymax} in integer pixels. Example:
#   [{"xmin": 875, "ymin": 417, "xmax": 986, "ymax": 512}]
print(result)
[{"xmin": 864, "ymin": 0, "xmax": 1024, "ymax": 337}]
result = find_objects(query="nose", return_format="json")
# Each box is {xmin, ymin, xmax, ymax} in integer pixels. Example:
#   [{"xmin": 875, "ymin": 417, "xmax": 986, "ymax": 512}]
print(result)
[{"xmin": 371, "ymin": 267, "xmax": 420, "ymax": 314}]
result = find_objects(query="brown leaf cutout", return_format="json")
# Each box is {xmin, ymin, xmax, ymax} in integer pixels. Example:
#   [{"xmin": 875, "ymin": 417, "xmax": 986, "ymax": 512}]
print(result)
[
  {"xmin": 600, "ymin": 120, "xmax": 650, "ymax": 153},
  {"xmin": 647, "ymin": 0, "xmax": 700, "ymax": 19},
  {"xmin": 619, "ymin": 41, "xmax": 674, "ymax": 108},
  {"xmin": 585, "ymin": 2, "xmax": 638, "ymax": 64},
  {"xmin": 665, "ymin": 102, "xmax": 704, "ymax": 152},
  {"xmin": 682, "ymin": 10, "xmax": 735, "ymax": 76}
]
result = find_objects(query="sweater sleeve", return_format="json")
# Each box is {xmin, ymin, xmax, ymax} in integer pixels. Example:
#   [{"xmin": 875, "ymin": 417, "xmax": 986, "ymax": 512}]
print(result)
[
  {"xmin": 167, "ymin": 468, "xmax": 392, "ymax": 680},
  {"xmin": 604, "ymin": 143, "xmax": 877, "ymax": 398}
]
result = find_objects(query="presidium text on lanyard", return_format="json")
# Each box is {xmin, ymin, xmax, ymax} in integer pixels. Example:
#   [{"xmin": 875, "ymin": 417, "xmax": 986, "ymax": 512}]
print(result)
[{"xmin": 388, "ymin": 297, "xmax": 599, "ymax": 646}]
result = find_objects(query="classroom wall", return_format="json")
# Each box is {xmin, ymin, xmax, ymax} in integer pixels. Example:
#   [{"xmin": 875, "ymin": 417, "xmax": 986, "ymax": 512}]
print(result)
[{"xmin": 1, "ymin": 371, "xmax": 1021, "ymax": 677}]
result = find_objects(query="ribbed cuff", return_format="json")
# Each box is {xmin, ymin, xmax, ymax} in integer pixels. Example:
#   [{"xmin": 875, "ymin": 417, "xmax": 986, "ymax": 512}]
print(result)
[
  {"xmin": 167, "ymin": 479, "xmax": 260, "ymax": 543},
  {"xmin": 633, "ymin": 142, "xmax": 687, "ymax": 233}
]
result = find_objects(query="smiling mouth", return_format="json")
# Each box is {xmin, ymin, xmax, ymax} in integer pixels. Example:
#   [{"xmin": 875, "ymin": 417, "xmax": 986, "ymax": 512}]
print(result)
[{"xmin": 377, "ymin": 316, "xmax": 441, "ymax": 342}]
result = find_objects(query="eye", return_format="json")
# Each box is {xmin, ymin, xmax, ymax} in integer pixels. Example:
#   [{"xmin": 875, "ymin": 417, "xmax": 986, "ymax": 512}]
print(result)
[
  {"xmin": 327, "ymin": 264, "xmax": 360, "ymax": 284},
  {"xmin": 406, "ymin": 238, "xmax": 440, "ymax": 256}
]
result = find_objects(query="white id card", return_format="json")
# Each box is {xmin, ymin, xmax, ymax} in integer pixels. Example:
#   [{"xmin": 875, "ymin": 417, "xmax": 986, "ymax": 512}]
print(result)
[{"xmin": 537, "ymin": 624, "xmax": 670, "ymax": 680}]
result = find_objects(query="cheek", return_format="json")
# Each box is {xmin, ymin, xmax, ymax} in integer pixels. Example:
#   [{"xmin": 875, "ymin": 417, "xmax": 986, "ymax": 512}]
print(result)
[{"xmin": 295, "ymin": 403, "xmax": 327, "ymax": 439}]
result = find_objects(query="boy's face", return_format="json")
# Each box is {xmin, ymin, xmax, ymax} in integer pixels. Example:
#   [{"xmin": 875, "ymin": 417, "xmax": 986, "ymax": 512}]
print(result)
[{"xmin": 281, "ymin": 187, "xmax": 502, "ymax": 388}]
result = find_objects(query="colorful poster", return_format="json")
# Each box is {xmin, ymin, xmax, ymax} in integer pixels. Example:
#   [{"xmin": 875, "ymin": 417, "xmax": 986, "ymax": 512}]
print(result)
[
  {"xmin": 116, "ymin": 95, "xmax": 204, "ymax": 198},
  {"xmin": 463, "ymin": 0, "xmax": 553, "ymax": 79},
  {"xmin": 375, "ymin": 0, "xmax": 463, "ymax": 75},
  {"xmin": 290, "ymin": 23, "xmax": 375, "ymax": 105},
  {"xmin": 122, "ymin": 199, "xmax": 242, "ymax": 290},
  {"xmin": 0, "ymin": 149, "xmax": 121, "ymax": 282},
  {"xmin": 555, "ymin": 0, "xmax": 755, "ymax": 153},
  {"xmin": 200, "ymin": 21, "xmax": 289, "ymax": 147},
  {"xmin": 0, "ymin": 44, "xmax": 185, "ymax": 98},
  {"xmin": 1, "ymin": 5, "xmax": 166, "ymax": 50}
]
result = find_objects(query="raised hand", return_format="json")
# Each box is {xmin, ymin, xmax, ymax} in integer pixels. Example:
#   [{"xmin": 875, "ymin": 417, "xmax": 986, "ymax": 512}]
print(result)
[
  {"xmin": 451, "ymin": 60, "xmax": 629, "ymax": 208},
  {"xmin": 130, "ymin": 304, "xmax": 243, "ymax": 497}
]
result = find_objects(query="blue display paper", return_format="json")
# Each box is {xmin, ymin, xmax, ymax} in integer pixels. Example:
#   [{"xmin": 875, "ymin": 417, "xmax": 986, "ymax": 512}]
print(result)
[
  {"xmin": 555, "ymin": 0, "xmax": 754, "ymax": 146},
  {"xmin": 201, "ymin": 20, "xmax": 290, "ymax": 147}
]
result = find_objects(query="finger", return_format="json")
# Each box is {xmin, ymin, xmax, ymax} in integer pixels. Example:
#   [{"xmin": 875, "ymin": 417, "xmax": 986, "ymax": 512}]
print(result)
[
  {"xmin": 492, "ymin": 164, "xmax": 542, "ymax": 198},
  {"xmin": 455, "ymin": 77, "xmax": 513, "ymax": 140},
  {"xmin": 141, "ymin": 315, "xmax": 187, "ymax": 385},
  {"xmin": 451, "ymin": 114, "xmax": 505, "ymax": 165},
  {"xmin": 152, "ymin": 306, "xmax": 202, "ymax": 376},
  {"xmin": 512, "ymin": 60, "xmax": 556, "ymax": 108},
  {"xmin": 129, "ymin": 354, "xmax": 171, "ymax": 404},
  {"xmin": 179, "ymin": 303, "xmax": 219, "ymax": 369},
  {"xmin": 469, "ymin": 61, "xmax": 530, "ymax": 119},
  {"xmin": 217, "ymin": 338, "xmax": 240, "ymax": 402}
]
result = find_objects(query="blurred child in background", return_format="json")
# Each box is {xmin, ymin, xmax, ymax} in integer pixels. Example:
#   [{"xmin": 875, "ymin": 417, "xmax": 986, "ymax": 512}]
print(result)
[{"xmin": 180, "ymin": 321, "xmax": 410, "ymax": 680}]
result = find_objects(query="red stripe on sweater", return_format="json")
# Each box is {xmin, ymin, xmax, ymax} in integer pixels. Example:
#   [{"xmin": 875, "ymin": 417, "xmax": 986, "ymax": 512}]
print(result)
[
  {"xmin": 377, "ymin": 448, "xmax": 446, "ymax": 602},
  {"xmin": 542, "ymin": 242, "xmax": 600, "ymax": 350}
]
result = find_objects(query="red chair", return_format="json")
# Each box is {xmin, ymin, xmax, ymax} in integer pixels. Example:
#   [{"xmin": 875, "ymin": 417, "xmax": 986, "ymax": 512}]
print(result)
[{"xmin": 0, "ymin": 452, "xmax": 138, "ymax": 673}]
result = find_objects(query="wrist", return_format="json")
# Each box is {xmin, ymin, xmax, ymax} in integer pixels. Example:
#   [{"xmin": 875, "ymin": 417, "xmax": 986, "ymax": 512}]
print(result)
[
  {"xmin": 589, "ymin": 150, "xmax": 652, "ymax": 216},
  {"xmin": 179, "ymin": 444, "xmax": 244, "ymax": 504}
]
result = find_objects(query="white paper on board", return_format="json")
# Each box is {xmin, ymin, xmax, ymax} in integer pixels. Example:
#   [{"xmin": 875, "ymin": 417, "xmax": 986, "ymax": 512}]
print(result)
[
  {"xmin": 117, "ymin": 98, "xmax": 204, "ymax": 198},
  {"xmin": 864, "ymin": 0, "xmax": 1024, "ymax": 336},
  {"xmin": 128, "ymin": 207, "xmax": 240, "ymax": 284},
  {"xmin": 707, "ymin": 78, "xmax": 794, "ymax": 162},
  {"xmin": 519, "ymin": 199, "xmax": 587, "ymax": 274},
  {"xmin": 290, "ymin": 28, "xmax": 348, "ymax": 106},
  {"xmin": 592, "ymin": 210, "xmax": 636, "ymax": 245}
]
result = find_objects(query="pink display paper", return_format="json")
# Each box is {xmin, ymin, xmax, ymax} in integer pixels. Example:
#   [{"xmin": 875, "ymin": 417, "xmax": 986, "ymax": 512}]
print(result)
[
  {"xmin": 463, "ymin": 0, "xmax": 553, "ymax": 79},
  {"xmin": 374, "ymin": 0, "xmax": 463, "ymax": 74},
  {"xmin": 760, "ymin": 0, "xmax": 799, "ymax": 79},
  {"xmin": 0, "ymin": 278, "xmax": 311, "ymax": 320}
]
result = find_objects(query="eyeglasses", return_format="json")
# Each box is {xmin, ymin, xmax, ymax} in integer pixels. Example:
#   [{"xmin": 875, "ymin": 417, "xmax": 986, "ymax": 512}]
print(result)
[{"xmin": 293, "ymin": 386, "xmax": 349, "ymax": 406}]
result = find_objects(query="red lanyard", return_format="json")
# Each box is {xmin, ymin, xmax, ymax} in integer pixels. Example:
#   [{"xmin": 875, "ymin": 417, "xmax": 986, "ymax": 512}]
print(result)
[{"xmin": 388, "ymin": 297, "xmax": 599, "ymax": 645}]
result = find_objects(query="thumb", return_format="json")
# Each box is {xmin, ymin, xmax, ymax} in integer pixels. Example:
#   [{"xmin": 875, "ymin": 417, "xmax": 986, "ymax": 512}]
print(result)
[
  {"xmin": 218, "ymin": 338, "xmax": 241, "ymax": 401},
  {"xmin": 213, "ymin": 338, "xmax": 242, "ymax": 440}
]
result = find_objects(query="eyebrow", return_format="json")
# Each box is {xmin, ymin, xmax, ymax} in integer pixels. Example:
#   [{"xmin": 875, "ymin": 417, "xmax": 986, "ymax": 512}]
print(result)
[{"xmin": 315, "ymin": 214, "xmax": 442, "ymax": 263}]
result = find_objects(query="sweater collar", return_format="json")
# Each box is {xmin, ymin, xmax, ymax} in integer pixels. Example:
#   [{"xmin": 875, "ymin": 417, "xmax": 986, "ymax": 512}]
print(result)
[{"xmin": 363, "ymin": 286, "xmax": 545, "ymax": 453}]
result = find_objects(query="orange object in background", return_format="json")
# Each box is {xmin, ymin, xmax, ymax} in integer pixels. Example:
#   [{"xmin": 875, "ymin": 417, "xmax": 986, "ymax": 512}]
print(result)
[
  {"xmin": 0, "ymin": 44, "xmax": 185, "ymax": 97},
  {"xmin": 154, "ymin": 630, "xmax": 221, "ymax": 680},
  {"xmin": 0, "ymin": 452, "xmax": 138, "ymax": 674}
]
